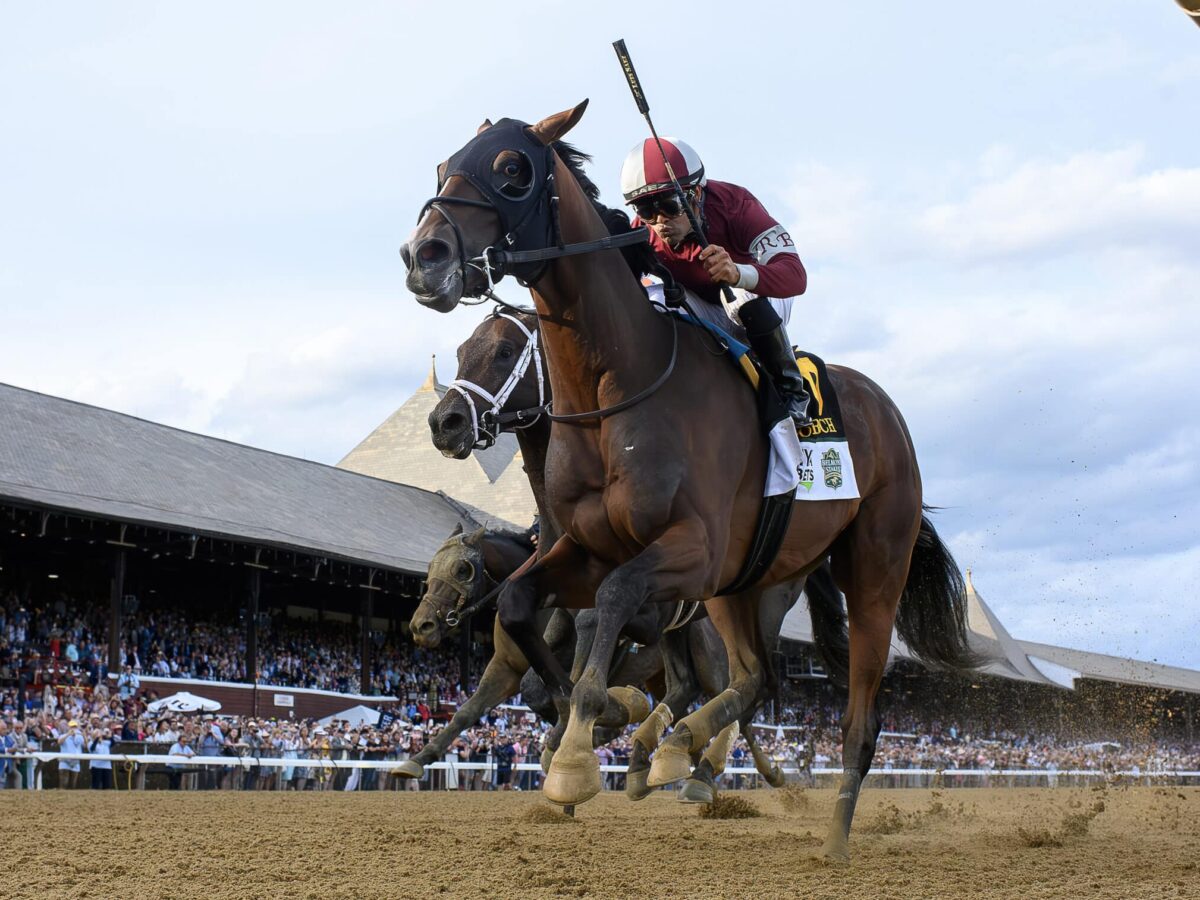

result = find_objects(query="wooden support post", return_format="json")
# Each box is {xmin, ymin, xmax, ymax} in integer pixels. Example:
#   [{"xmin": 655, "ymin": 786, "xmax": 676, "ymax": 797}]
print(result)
[
  {"xmin": 360, "ymin": 570, "xmax": 376, "ymax": 695},
  {"xmin": 246, "ymin": 567, "xmax": 260, "ymax": 700},
  {"xmin": 459, "ymin": 617, "xmax": 471, "ymax": 691},
  {"xmin": 108, "ymin": 549, "xmax": 125, "ymax": 673}
]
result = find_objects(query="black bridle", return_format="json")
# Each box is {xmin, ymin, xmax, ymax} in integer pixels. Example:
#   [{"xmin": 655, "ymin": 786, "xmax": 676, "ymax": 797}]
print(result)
[
  {"xmin": 417, "ymin": 118, "xmax": 650, "ymax": 290},
  {"xmin": 414, "ymin": 119, "xmax": 677, "ymax": 424}
]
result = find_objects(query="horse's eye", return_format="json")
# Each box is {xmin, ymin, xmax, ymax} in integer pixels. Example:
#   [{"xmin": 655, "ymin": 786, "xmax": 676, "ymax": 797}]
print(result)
[
  {"xmin": 456, "ymin": 562, "xmax": 471, "ymax": 579},
  {"xmin": 505, "ymin": 162, "xmax": 521, "ymax": 178},
  {"xmin": 498, "ymin": 345, "xmax": 513, "ymax": 360}
]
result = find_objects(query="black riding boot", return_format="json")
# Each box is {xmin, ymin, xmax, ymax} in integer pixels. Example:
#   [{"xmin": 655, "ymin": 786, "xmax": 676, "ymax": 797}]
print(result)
[
  {"xmin": 738, "ymin": 296, "xmax": 812, "ymax": 426},
  {"xmin": 748, "ymin": 323, "xmax": 812, "ymax": 427},
  {"xmin": 753, "ymin": 326, "xmax": 811, "ymax": 427}
]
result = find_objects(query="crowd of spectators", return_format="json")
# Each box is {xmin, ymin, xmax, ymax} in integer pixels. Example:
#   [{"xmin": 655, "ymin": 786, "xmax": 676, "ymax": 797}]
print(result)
[
  {"xmin": 1, "ymin": 588, "xmax": 483, "ymax": 701},
  {"xmin": 3, "ymin": 588, "xmax": 1199, "ymax": 791}
]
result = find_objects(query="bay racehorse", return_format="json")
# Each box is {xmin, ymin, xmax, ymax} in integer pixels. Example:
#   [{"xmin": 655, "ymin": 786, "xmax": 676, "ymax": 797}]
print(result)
[
  {"xmin": 415, "ymin": 306, "xmax": 851, "ymax": 799},
  {"xmin": 401, "ymin": 103, "xmax": 977, "ymax": 860}
]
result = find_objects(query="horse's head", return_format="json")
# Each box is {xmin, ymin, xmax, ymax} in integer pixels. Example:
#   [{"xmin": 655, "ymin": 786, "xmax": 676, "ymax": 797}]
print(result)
[
  {"xmin": 411, "ymin": 524, "xmax": 489, "ymax": 648},
  {"xmin": 400, "ymin": 101, "xmax": 590, "ymax": 311},
  {"xmin": 429, "ymin": 309, "xmax": 547, "ymax": 458}
]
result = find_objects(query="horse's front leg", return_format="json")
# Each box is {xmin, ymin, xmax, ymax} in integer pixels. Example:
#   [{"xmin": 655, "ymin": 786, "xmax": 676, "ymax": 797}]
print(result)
[
  {"xmin": 518, "ymin": 608, "xmax": 577, "ymax": 744},
  {"xmin": 627, "ymin": 625, "xmax": 696, "ymax": 800},
  {"xmin": 544, "ymin": 523, "xmax": 712, "ymax": 806},
  {"xmin": 537, "ymin": 605, "xmax": 596, "ymax": 773},
  {"xmin": 496, "ymin": 537, "xmax": 598, "ymax": 763},
  {"xmin": 398, "ymin": 619, "xmax": 527, "ymax": 779}
]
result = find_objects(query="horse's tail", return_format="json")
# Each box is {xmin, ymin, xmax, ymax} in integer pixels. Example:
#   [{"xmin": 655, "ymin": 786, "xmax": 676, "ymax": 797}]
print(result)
[
  {"xmin": 804, "ymin": 561, "xmax": 850, "ymax": 687},
  {"xmin": 895, "ymin": 511, "xmax": 982, "ymax": 671}
]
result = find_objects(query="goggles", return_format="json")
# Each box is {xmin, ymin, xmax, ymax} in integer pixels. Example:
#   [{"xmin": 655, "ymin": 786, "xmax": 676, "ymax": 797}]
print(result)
[{"xmin": 632, "ymin": 192, "xmax": 688, "ymax": 220}]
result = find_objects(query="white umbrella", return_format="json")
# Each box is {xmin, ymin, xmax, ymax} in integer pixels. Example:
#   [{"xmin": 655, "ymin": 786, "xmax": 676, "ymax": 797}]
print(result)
[
  {"xmin": 146, "ymin": 691, "xmax": 222, "ymax": 713},
  {"xmin": 317, "ymin": 704, "xmax": 379, "ymax": 730}
]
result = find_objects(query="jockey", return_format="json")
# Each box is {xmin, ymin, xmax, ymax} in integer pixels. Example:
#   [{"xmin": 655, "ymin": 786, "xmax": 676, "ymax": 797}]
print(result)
[{"xmin": 620, "ymin": 137, "xmax": 811, "ymax": 425}]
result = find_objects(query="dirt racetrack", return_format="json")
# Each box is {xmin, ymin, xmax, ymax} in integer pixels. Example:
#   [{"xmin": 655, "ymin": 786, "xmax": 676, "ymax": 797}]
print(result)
[{"xmin": 2, "ymin": 786, "xmax": 1198, "ymax": 899}]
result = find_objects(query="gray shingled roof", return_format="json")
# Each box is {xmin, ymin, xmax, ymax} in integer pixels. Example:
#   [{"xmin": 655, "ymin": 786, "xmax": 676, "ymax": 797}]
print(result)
[{"xmin": 0, "ymin": 383, "xmax": 476, "ymax": 573}]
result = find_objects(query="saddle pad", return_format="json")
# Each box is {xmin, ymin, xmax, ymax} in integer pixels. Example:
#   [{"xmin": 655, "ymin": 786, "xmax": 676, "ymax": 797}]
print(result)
[{"xmin": 783, "ymin": 352, "xmax": 860, "ymax": 502}]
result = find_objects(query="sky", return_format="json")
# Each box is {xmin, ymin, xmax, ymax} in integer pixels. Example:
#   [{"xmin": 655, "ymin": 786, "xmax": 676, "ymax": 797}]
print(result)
[{"xmin": 2, "ymin": 2, "xmax": 1198, "ymax": 668}]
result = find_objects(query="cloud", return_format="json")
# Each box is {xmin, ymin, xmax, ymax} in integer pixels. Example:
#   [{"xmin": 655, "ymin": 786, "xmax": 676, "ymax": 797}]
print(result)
[
  {"xmin": 783, "ymin": 146, "xmax": 1200, "ymax": 267},
  {"xmin": 778, "ymin": 145, "xmax": 1200, "ymax": 668},
  {"xmin": 918, "ymin": 147, "xmax": 1200, "ymax": 262}
]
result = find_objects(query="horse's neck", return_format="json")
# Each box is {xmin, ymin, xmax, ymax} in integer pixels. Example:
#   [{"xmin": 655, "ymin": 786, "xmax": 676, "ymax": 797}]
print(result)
[
  {"xmin": 481, "ymin": 532, "xmax": 533, "ymax": 580},
  {"xmin": 515, "ymin": 418, "xmax": 558, "ymax": 541},
  {"xmin": 532, "ymin": 162, "xmax": 666, "ymax": 416}
]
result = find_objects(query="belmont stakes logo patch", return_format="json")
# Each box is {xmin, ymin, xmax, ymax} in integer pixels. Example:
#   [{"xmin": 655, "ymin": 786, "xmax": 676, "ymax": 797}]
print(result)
[
  {"xmin": 821, "ymin": 448, "xmax": 844, "ymax": 489},
  {"xmin": 761, "ymin": 348, "xmax": 862, "ymax": 502}
]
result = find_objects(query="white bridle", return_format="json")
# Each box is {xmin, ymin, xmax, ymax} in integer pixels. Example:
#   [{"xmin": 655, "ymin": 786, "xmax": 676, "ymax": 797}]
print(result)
[{"xmin": 447, "ymin": 311, "xmax": 546, "ymax": 449}]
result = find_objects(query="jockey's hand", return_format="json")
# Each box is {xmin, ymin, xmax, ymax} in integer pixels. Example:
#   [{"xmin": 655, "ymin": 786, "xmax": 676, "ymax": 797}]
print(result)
[{"xmin": 699, "ymin": 244, "xmax": 739, "ymax": 285}]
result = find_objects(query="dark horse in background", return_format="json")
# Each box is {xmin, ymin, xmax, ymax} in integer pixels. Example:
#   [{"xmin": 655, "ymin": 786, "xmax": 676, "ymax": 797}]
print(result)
[
  {"xmin": 401, "ymin": 102, "xmax": 978, "ymax": 861},
  {"xmin": 411, "ymin": 307, "xmax": 851, "ymax": 800}
]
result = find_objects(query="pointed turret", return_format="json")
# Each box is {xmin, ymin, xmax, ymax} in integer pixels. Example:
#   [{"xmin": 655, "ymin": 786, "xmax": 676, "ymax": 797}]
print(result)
[
  {"xmin": 420, "ymin": 355, "xmax": 442, "ymax": 392},
  {"xmin": 335, "ymin": 355, "xmax": 535, "ymax": 527}
]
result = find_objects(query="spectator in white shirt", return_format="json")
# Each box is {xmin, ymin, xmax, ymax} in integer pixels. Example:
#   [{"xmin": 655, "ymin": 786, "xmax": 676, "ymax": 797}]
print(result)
[
  {"xmin": 116, "ymin": 666, "xmax": 139, "ymax": 700},
  {"xmin": 167, "ymin": 736, "xmax": 195, "ymax": 790}
]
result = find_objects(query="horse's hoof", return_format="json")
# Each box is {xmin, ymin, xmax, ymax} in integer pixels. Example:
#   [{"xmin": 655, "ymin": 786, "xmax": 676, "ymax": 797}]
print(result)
[
  {"xmin": 677, "ymin": 778, "xmax": 716, "ymax": 804},
  {"xmin": 608, "ymin": 685, "xmax": 650, "ymax": 725},
  {"xmin": 646, "ymin": 742, "xmax": 693, "ymax": 788},
  {"xmin": 540, "ymin": 746, "xmax": 556, "ymax": 775},
  {"xmin": 820, "ymin": 838, "xmax": 851, "ymax": 865},
  {"xmin": 764, "ymin": 765, "xmax": 786, "ymax": 789},
  {"xmin": 543, "ymin": 752, "xmax": 601, "ymax": 806},
  {"xmin": 625, "ymin": 767, "xmax": 652, "ymax": 801},
  {"xmin": 394, "ymin": 759, "xmax": 424, "ymax": 779}
]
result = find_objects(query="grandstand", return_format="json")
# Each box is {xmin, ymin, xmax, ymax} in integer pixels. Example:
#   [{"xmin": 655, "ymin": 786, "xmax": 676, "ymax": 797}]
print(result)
[
  {"xmin": 1, "ymin": 377, "xmax": 1197, "ymax": 748},
  {"xmin": 0, "ymin": 381, "xmax": 477, "ymax": 715}
]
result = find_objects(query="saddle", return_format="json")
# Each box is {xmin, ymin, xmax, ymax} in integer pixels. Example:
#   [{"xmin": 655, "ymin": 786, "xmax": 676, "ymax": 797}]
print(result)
[{"xmin": 651, "ymin": 288, "xmax": 855, "ymax": 592}]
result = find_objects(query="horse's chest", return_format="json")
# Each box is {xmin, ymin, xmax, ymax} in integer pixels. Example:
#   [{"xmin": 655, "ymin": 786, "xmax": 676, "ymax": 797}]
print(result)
[{"xmin": 545, "ymin": 431, "xmax": 679, "ymax": 556}]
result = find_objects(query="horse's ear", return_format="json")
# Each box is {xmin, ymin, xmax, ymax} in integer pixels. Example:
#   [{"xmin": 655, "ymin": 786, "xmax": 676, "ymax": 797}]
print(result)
[
  {"xmin": 529, "ymin": 99, "xmax": 588, "ymax": 146},
  {"xmin": 464, "ymin": 527, "xmax": 486, "ymax": 547},
  {"xmin": 450, "ymin": 522, "xmax": 464, "ymax": 537},
  {"xmin": 477, "ymin": 118, "xmax": 493, "ymax": 135}
]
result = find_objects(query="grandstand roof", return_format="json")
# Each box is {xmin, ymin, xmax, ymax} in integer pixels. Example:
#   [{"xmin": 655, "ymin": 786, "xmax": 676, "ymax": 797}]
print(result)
[
  {"xmin": 336, "ymin": 356, "xmax": 536, "ymax": 529},
  {"xmin": 777, "ymin": 569, "xmax": 1200, "ymax": 693},
  {"xmin": 1019, "ymin": 641, "xmax": 1200, "ymax": 695},
  {"xmin": 0, "ymin": 382, "xmax": 476, "ymax": 573},
  {"xmin": 961, "ymin": 570, "xmax": 1058, "ymax": 685}
]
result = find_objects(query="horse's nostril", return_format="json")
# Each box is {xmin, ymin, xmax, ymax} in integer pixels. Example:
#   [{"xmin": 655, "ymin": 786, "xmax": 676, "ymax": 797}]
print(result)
[
  {"xmin": 417, "ymin": 239, "xmax": 450, "ymax": 267},
  {"xmin": 417, "ymin": 618, "xmax": 436, "ymax": 635},
  {"xmin": 399, "ymin": 242, "xmax": 414, "ymax": 270},
  {"xmin": 440, "ymin": 411, "xmax": 467, "ymax": 434}
]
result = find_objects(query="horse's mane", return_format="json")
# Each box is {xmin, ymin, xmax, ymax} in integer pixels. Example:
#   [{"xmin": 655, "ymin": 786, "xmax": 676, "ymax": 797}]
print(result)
[
  {"xmin": 488, "ymin": 525, "xmax": 536, "ymax": 553},
  {"xmin": 552, "ymin": 140, "xmax": 659, "ymax": 283}
]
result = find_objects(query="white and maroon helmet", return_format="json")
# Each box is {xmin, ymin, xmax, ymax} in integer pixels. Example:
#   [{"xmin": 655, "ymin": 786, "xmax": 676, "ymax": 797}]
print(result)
[{"xmin": 620, "ymin": 138, "xmax": 706, "ymax": 203}]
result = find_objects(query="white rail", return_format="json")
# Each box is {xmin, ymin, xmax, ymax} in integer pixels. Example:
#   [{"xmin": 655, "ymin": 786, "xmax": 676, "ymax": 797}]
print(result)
[{"xmin": 4, "ymin": 752, "xmax": 1199, "ymax": 780}]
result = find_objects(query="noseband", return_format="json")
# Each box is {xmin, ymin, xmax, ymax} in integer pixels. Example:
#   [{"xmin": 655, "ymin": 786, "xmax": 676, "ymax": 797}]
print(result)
[
  {"xmin": 427, "ymin": 534, "xmax": 494, "ymax": 628},
  {"xmin": 414, "ymin": 118, "xmax": 650, "ymax": 298},
  {"xmin": 447, "ymin": 310, "xmax": 547, "ymax": 450}
]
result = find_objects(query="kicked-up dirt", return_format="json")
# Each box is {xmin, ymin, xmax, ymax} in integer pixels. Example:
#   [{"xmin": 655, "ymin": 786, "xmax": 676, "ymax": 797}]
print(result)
[{"xmin": 1, "ymin": 786, "xmax": 1198, "ymax": 899}]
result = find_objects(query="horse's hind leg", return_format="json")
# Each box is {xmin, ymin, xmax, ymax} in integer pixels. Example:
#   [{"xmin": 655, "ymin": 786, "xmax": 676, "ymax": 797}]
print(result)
[{"xmin": 821, "ymin": 498, "xmax": 920, "ymax": 863}]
